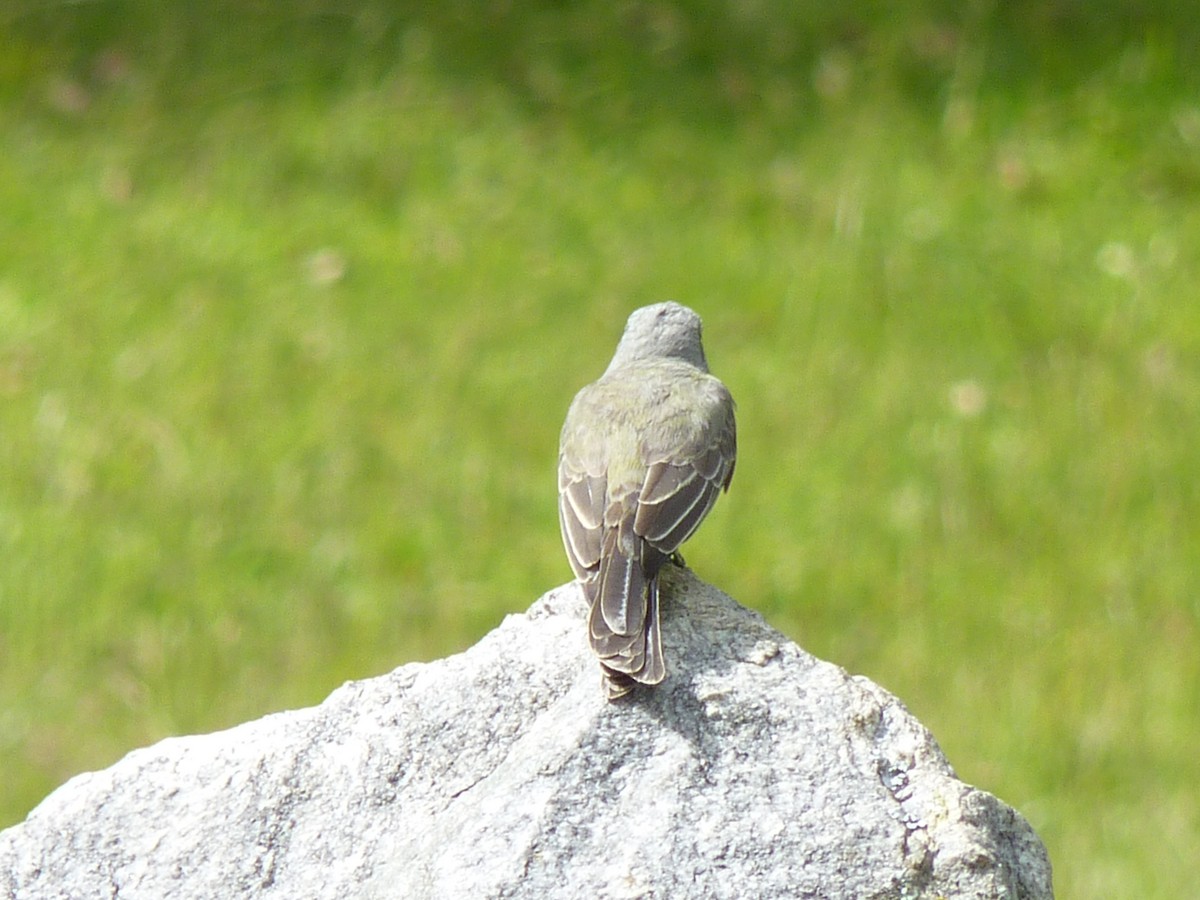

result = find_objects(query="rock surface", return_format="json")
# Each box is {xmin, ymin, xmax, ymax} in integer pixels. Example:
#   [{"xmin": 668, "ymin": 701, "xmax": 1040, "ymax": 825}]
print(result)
[{"xmin": 0, "ymin": 570, "xmax": 1053, "ymax": 899}]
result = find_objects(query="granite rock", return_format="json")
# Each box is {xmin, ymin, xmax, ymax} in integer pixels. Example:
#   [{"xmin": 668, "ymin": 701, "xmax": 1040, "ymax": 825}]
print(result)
[{"xmin": 0, "ymin": 570, "xmax": 1053, "ymax": 899}]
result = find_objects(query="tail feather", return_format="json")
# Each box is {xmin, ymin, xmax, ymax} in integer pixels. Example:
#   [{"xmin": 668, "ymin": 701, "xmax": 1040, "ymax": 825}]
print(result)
[
  {"xmin": 600, "ymin": 667, "xmax": 637, "ymax": 700},
  {"xmin": 586, "ymin": 531, "xmax": 666, "ymax": 695},
  {"xmin": 596, "ymin": 526, "xmax": 644, "ymax": 638}
]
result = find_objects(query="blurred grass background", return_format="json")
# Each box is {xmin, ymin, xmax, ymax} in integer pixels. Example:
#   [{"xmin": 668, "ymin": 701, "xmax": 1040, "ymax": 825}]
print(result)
[{"xmin": 1, "ymin": 0, "xmax": 1197, "ymax": 894}]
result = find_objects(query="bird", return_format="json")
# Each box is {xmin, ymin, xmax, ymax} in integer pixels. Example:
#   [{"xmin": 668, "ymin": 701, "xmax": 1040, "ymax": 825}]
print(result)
[{"xmin": 557, "ymin": 302, "xmax": 736, "ymax": 699}]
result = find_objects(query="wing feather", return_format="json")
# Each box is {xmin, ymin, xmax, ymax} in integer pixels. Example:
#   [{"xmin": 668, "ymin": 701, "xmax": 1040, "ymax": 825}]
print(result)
[
  {"xmin": 654, "ymin": 480, "xmax": 720, "ymax": 551},
  {"xmin": 557, "ymin": 468, "xmax": 605, "ymax": 579},
  {"xmin": 633, "ymin": 442, "xmax": 734, "ymax": 553}
]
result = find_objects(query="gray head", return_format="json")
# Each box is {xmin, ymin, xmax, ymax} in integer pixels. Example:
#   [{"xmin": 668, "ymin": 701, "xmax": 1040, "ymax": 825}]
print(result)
[{"xmin": 605, "ymin": 302, "xmax": 709, "ymax": 373}]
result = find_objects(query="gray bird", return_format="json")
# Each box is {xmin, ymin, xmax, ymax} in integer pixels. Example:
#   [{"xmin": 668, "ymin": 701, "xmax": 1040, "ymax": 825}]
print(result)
[{"xmin": 557, "ymin": 302, "xmax": 737, "ymax": 699}]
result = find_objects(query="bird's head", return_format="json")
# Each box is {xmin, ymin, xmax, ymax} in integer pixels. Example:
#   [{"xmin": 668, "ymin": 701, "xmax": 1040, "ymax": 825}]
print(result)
[{"xmin": 606, "ymin": 302, "xmax": 709, "ymax": 373}]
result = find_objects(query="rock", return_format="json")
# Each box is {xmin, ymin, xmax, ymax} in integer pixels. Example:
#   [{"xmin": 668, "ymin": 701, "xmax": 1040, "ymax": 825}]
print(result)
[{"xmin": 0, "ymin": 570, "xmax": 1053, "ymax": 899}]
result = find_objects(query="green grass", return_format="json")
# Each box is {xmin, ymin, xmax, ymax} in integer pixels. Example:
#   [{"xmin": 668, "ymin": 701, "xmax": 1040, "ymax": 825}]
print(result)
[{"xmin": 2, "ymin": 2, "xmax": 1198, "ymax": 895}]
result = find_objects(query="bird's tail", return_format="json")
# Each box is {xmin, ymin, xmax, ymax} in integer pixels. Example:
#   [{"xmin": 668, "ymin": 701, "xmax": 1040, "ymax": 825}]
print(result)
[{"xmin": 587, "ymin": 525, "xmax": 665, "ymax": 698}]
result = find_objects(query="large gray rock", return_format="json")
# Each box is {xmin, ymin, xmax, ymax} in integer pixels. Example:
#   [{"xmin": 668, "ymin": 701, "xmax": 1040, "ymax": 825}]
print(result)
[{"xmin": 0, "ymin": 570, "xmax": 1053, "ymax": 899}]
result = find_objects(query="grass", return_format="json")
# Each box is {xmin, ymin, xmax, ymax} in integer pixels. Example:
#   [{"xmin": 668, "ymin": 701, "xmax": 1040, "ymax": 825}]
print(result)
[{"xmin": 2, "ymin": 2, "xmax": 1198, "ymax": 895}]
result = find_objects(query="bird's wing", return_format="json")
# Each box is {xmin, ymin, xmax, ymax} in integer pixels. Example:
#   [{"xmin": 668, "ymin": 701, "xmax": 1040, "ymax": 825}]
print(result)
[
  {"xmin": 557, "ymin": 462, "xmax": 605, "ymax": 580},
  {"xmin": 634, "ymin": 432, "xmax": 736, "ymax": 554}
]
